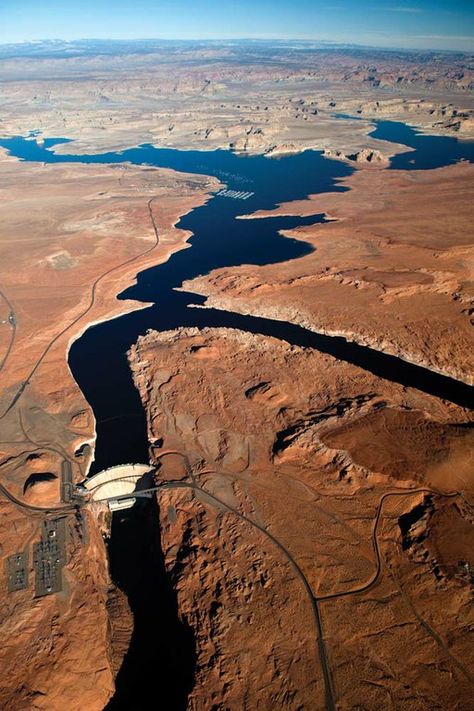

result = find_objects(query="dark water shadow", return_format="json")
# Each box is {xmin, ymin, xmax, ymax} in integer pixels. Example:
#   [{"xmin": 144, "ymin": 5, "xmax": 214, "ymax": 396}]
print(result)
[{"xmin": 104, "ymin": 497, "xmax": 196, "ymax": 711}]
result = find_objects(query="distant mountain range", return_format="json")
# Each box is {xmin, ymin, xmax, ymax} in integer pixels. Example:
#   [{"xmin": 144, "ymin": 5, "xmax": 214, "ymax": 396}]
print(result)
[{"xmin": 0, "ymin": 38, "xmax": 470, "ymax": 61}]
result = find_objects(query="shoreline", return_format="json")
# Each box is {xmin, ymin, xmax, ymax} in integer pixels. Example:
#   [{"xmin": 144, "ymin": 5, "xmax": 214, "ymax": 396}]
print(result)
[
  {"xmin": 0, "ymin": 147, "xmax": 220, "ymax": 483},
  {"xmin": 2, "ymin": 121, "xmax": 472, "ymax": 483},
  {"xmin": 184, "ymin": 297, "xmax": 474, "ymax": 389},
  {"xmin": 62, "ymin": 199, "xmax": 217, "ymax": 479}
]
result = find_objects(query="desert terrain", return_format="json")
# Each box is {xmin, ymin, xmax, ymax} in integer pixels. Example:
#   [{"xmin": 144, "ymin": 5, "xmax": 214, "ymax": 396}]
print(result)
[
  {"xmin": 1, "ymin": 41, "xmax": 474, "ymax": 161},
  {"xmin": 128, "ymin": 326, "xmax": 473, "ymax": 710},
  {"xmin": 0, "ymin": 39, "xmax": 473, "ymax": 710}
]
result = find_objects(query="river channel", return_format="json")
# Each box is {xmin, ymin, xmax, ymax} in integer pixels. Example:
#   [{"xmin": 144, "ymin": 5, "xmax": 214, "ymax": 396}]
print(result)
[
  {"xmin": 1, "ymin": 120, "xmax": 473, "ymax": 708},
  {"xmin": 1, "ymin": 121, "xmax": 473, "ymax": 471}
]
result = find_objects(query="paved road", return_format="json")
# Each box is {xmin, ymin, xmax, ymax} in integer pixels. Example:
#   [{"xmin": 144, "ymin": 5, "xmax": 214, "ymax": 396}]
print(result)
[
  {"xmin": 1, "ymin": 460, "xmax": 472, "ymax": 707},
  {"xmin": 0, "ymin": 198, "xmax": 160, "ymax": 421},
  {"xmin": 0, "ymin": 482, "xmax": 74, "ymax": 515},
  {"xmin": 0, "ymin": 286, "xmax": 16, "ymax": 375}
]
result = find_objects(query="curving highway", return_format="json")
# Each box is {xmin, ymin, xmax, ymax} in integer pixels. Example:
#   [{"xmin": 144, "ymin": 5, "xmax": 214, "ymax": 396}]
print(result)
[
  {"xmin": 1, "ymin": 462, "xmax": 473, "ymax": 707},
  {"xmin": 0, "ymin": 286, "xmax": 16, "ymax": 376},
  {"xmin": 0, "ymin": 197, "xmax": 161, "ymax": 421}
]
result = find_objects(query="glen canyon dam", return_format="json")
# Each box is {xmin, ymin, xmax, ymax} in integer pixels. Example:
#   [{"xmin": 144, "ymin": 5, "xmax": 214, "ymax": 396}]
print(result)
[{"xmin": 0, "ymin": 2, "xmax": 473, "ymax": 709}]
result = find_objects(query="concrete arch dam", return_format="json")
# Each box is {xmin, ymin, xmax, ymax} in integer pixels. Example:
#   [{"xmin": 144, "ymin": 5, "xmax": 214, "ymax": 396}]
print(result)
[{"xmin": 83, "ymin": 464, "xmax": 154, "ymax": 510}]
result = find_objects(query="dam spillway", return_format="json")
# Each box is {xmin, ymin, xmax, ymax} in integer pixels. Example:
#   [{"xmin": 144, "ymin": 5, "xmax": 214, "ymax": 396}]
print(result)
[{"xmin": 83, "ymin": 464, "xmax": 154, "ymax": 510}]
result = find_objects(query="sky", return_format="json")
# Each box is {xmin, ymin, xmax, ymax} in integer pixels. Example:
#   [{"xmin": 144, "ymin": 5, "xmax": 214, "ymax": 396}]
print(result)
[{"xmin": 0, "ymin": 0, "xmax": 473, "ymax": 51}]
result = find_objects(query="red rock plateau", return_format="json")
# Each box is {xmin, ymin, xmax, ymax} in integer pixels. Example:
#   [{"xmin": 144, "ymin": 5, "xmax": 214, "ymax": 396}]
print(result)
[{"xmin": 129, "ymin": 326, "xmax": 474, "ymax": 710}]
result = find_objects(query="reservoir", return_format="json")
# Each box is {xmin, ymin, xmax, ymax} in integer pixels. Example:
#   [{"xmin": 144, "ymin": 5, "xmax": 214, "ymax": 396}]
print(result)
[
  {"xmin": 1, "ymin": 120, "xmax": 472, "ymax": 473},
  {"xmin": 1, "ymin": 120, "xmax": 473, "ymax": 709}
]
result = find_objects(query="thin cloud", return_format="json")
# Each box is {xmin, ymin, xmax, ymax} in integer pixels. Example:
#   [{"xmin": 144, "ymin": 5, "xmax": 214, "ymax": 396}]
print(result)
[
  {"xmin": 414, "ymin": 34, "xmax": 474, "ymax": 41},
  {"xmin": 386, "ymin": 6, "xmax": 424, "ymax": 13}
]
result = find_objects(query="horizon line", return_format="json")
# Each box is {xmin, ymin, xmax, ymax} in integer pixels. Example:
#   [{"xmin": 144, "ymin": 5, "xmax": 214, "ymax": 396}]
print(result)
[{"xmin": 0, "ymin": 36, "xmax": 472, "ymax": 54}]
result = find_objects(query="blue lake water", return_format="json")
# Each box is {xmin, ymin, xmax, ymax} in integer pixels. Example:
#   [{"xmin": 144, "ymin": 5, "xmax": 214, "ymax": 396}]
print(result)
[
  {"xmin": 0, "ymin": 122, "xmax": 473, "ymax": 471},
  {"xmin": 332, "ymin": 114, "xmax": 474, "ymax": 169},
  {"xmin": 371, "ymin": 120, "xmax": 474, "ymax": 169}
]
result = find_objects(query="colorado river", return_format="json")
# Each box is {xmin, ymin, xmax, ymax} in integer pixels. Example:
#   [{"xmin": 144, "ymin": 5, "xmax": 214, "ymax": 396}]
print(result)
[
  {"xmin": 1, "ymin": 120, "xmax": 473, "ymax": 709},
  {"xmin": 1, "ymin": 121, "xmax": 473, "ymax": 472}
]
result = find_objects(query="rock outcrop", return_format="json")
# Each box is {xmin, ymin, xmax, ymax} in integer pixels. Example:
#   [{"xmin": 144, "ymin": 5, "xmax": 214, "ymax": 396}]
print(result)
[
  {"xmin": 128, "ymin": 326, "xmax": 474, "ymax": 710},
  {"xmin": 324, "ymin": 147, "xmax": 389, "ymax": 166}
]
